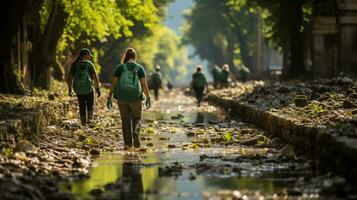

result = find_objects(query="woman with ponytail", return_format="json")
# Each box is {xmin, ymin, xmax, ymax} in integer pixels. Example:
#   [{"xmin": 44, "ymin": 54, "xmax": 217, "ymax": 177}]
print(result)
[
  {"xmin": 67, "ymin": 48, "xmax": 101, "ymax": 125},
  {"xmin": 107, "ymin": 48, "xmax": 151, "ymax": 150}
]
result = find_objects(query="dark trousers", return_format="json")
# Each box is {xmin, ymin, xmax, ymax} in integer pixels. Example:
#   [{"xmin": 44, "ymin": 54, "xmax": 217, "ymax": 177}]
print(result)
[
  {"xmin": 77, "ymin": 91, "xmax": 94, "ymax": 124},
  {"xmin": 153, "ymin": 86, "xmax": 160, "ymax": 100},
  {"xmin": 193, "ymin": 87, "xmax": 204, "ymax": 105},
  {"xmin": 118, "ymin": 101, "xmax": 142, "ymax": 147}
]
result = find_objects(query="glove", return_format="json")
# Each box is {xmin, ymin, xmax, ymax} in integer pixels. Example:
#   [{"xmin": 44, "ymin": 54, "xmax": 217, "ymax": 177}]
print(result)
[
  {"xmin": 96, "ymin": 88, "xmax": 101, "ymax": 97},
  {"xmin": 69, "ymin": 90, "xmax": 73, "ymax": 97},
  {"xmin": 107, "ymin": 96, "xmax": 113, "ymax": 110},
  {"xmin": 145, "ymin": 97, "xmax": 151, "ymax": 109}
]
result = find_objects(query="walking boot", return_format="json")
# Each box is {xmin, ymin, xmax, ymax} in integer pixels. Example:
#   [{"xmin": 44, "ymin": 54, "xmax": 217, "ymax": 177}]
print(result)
[
  {"xmin": 133, "ymin": 120, "xmax": 141, "ymax": 148},
  {"xmin": 80, "ymin": 115, "xmax": 87, "ymax": 126},
  {"xmin": 133, "ymin": 135, "xmax": 141, "ymax": 148},
  {"xmin": 88, "ymin": 110, "xmax": 93, "ymax": 124}
]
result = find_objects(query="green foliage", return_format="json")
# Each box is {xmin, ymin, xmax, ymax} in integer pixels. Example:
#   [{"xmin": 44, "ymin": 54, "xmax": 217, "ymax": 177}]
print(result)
[
  {"xmin": 223, "ymin": 132, "xmax": 232, "ymax": 142},
  {"xmin": 1, "ymin": 147, "xmax": 13, "ymax": 158},
  {"xmin": 307, "ymin": 103, "xmax": 326, "ymax": 117},
  {"xmin": 38, "ymin": 0, "xmax": 182, "ymax": 85},
  {"xmin": 121, "ymin": 26, "xmax": 189, "ymax": 82},
  {"xmin": 84, "ymin": 136, "xmax": 97, "ymax": 146},
  {"xmin": 183, "ymin": 0, "xmax": 256, "ymax": 73},
  {"xmin": 57, "ymin": 0, "xmax": 160, "ymax": 51},
  {"xmin": 39, "ymin": 0, "xmax": 51, "ymax": 33},
  {"xmin": 142, "ymin": 127, "xmax": 157, "ymax": 134},
  {"xmin": 248, "ymin": 0, "xmax": 311, "ymax": 50}
]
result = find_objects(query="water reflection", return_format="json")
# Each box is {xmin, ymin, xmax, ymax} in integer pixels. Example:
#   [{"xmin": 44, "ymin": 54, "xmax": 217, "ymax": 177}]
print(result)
[
  {"xmin": 60, "ymin": 95, "xmax": 316, "ymax": 199},
  {"xmin": 195, "ymin": 112, "xmax": 205, "ymax": 123},
  {"xmin": 118, "ymin": 154, "xmax": 144, "ymax": 200}
]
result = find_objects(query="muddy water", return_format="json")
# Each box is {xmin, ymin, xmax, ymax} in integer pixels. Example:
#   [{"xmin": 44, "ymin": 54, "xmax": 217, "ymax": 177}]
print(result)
[{"xmin": 61, "ymin": 91, "xmax": 320, "ymax": 200}]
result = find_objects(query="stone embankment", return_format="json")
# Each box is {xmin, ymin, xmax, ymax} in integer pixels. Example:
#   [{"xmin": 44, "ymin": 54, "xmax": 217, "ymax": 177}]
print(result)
[
  {"xmin": 206, "ymin": 79, "xmax": 357, "ymax": 183},
  {"xmin": 0, "ymin": 95, "xmax": 73, "ymax": 143}
]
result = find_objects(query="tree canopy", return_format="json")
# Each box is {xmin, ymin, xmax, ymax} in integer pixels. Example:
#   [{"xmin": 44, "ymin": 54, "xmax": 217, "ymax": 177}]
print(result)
[
  {"xmin": 183, "ymin": 0, "xmax": 257, "ymax": 76},
  {"xmin": 183, "ymin": 0, "xmax": 312, "ymax": 79},
  {"xmin": 0, "ymin": 0, "xmax": 175, "ymax": 93}
]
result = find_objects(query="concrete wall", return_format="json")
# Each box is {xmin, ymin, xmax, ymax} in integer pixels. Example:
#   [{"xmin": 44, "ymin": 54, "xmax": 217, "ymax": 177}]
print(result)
[
  {"xmin": 312, "ymin": 0, "xmax": 357, "ymax": 78},
  {"xmin": 340, "ymin": 24, "xmax": 357, "ymax": 76}
]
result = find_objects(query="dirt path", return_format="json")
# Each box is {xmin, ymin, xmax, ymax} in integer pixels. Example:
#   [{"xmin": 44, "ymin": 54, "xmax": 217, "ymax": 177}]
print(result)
[
  {"xmin": 60, "ymin": 90, "xmax": 346, "ymax": 200},
  {"xmin": 0, "ymin": 89, "xmax": 352, "ymax": 200}
]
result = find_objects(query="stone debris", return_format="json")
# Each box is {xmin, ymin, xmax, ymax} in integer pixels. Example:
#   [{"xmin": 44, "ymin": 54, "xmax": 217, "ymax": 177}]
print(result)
[
  {"xmin": 210, "ymin": 77, "xmax": 357, "ymax": 138},
  {"xmin": 1, "ymin": 87, "xmax": 355, "ymax": 199}
]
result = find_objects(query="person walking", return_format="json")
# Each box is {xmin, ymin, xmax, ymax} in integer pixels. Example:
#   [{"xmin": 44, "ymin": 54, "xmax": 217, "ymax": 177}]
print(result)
[
  {"xmin": 151, "ymin": 65, "xmax": 163, "ymax": 101},
  {"xmin": 221, "ymin": 64, "xmax": 230, "ymax": 88},
  {"xmin": 211, "ymin": 65, "xmax": 221, "ymax": 89},
  {"xmin": 67, "ymin": 48, "xmax": 101, "ymax": 125},
  {"xmin": 191, "ymin": 65, "xmax": 209, "ymax": 107},
  {"xmin": 107, "ymin": 48, "xmax": 151, "ymax": 150}
]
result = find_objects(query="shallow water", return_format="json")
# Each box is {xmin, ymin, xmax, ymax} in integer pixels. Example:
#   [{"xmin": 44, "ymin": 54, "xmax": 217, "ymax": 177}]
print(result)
[{"xmin": 60, "ymin": 91, "xmax": 319, "ymax": 200}]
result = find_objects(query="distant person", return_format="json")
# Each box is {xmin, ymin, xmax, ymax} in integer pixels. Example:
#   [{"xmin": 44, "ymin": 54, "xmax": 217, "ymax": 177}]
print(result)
[
  {"xmin": 240, "ymin": 65, "xmax": 250, "ymax": 82},
  {"xmin": 107, "ymin": 48, "xmax": 151, "ymax": 150},
  {"xmin": 221, "ymin": 64, "xmax": 230, "ymax": 87},
  {"xmin": 211, "ymin": 65, "xmax": 221, "ymax": 88},
  {"xmin": 167, "ymin": 80, "xmax": 173, "ymax": 92},
  {"xmin": 67, "ymin": 48, "xmax": 101, "ymax": 125},
  {"xmin": 191, "ymin": 65, "xmax": 209, "ymax": 107},
  {"xmin": 150, "ymin": 65, "xmax": 163, "ymax": 101}
]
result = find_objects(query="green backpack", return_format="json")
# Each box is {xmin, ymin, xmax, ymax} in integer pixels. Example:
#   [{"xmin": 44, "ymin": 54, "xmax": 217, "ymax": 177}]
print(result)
[
  {"xmin": 194, "ymin": 73, "xmax": 206, "ymax": 88},
  {"xmin": 115, "ymin": 64, "xmax": 142, "ymax": 102},
  {"xmin": 73, "ymin": 62, "xmax": 93, "ymax": 95},
  {"xmin": 151, "ymin": 72, "xmax": 162, "ymax": 87}
]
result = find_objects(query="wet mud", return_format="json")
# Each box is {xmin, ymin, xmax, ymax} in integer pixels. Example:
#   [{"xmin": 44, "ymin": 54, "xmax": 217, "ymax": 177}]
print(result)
[
  {"xmin": 0, "ymin": 90, "xmax": 354, "ymax": 200},
  {"xmin": 59, "ymin": 91, "xmax": 353, "ymax": 200}
]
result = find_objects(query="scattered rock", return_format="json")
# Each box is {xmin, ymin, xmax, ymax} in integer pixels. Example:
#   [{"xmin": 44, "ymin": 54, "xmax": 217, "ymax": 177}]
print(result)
[
  {"xmin": 269, "ymin": 137, "xmax": 283, "ymax": 148},
  {"xmin": 89, "ymin": 188, "xmax": 103, "ymax": 196},
  {"xmin": 13, "ymin": 152, "xmax": 29, "ymax": 162},
  {"xmin": 349, "ymin": 93, "xmax": 357, "ymax": 99},
  {"xmin": 287, "ymin": 188, "xmax": 302, "ymax": 196},
  {"xmin": 63, "ymin": 120, "xmax": 81, "ymax": 130},
  {"xmin": 89, "ymin": 149, "xmax": 100, "ymax": 155},
  {"xmin": 337, "ymin": 77, "xmax": 353, "ymax": 85},
  {"xmin": 239, "ymin": 135, "xmax": 265, "ymax": 146},
  {"xmin": 78, "ymin": 134, "xmax": 87, "ymax": 141},
  {"xmin": 168, "ymin": 144, "xmax": 176, "ymax": 149},
  {"xmin": 48, "ymin": 94, "xmax": 55, "ymax": 101},
  {"xmin": 140, "ymin": 136, "xmax": 152, "ymax": 141},
  {"xmin": 14, "ymin": 140, "xmax": 36, "ymax": 153},
  {"xmin": 159, "ymin": 162, "xmax": 182, "ymax": 177},
  {"xmin": 138, "ymin": 147, "xmax": 147, "ymax": 153},
  {"xmin": 294, "ymin": 95, "xmax": 308, "ymax": 107},
  {"xmin": 189, "ymin": 173, "xmax": 196, "ymax": 181},
  {"xmin": 278, "ymin": 145, "xmax": 296, "ymax": 160},
  {"xmin": 186, "ymin": 132, "xmax": 195, "ymax": 137},
  {"xmin": 343, "ymin": 100, "xmax": 357, "ymax": 109},
  {"xmin": 278, "ymin": 86, "xmax": 290, "ymax": 93},
  {"xmin": 351, "ymin": 109, "xmax": 357, "ymax": 115},
  {"xmin": 72, "ymin": 158, "xmax": 90, "ymax": 168},
  {"xmin": 171, "ymin": 114, "xmax": 184, "ymax": 120}
]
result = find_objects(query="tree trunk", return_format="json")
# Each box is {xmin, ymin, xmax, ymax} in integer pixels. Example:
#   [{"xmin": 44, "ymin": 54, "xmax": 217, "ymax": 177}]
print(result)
[
  {"xmin": 225, "ymin": 34, "xmax": 240, "ymax": 77},
  {"xmin": 287, "ymin": 0, "xmax": 306, "ymax": 79},
  {"xmin": 0, "ymin": 1, "xmax": 27, "ymax": 94},
  {"xmin": 31, "ymin": 0, "xmax": 68, "ymax": 89},
  {"xmin": 282, "ymin": 42, "xmax": 290, "ymax": 80},
  {"xmin": 223, "ymin": 7, "xmax": 254, "ymax": 71},
  {"xmin": 236, "ymin": 28, "xmax": 254, "ymax": 71}
]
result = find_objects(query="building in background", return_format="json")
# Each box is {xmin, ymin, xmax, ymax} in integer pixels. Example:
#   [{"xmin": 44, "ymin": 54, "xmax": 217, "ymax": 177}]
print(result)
[{"xmin": 312, "ymin": 0, "xmax": 357, "ymax": 78}]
